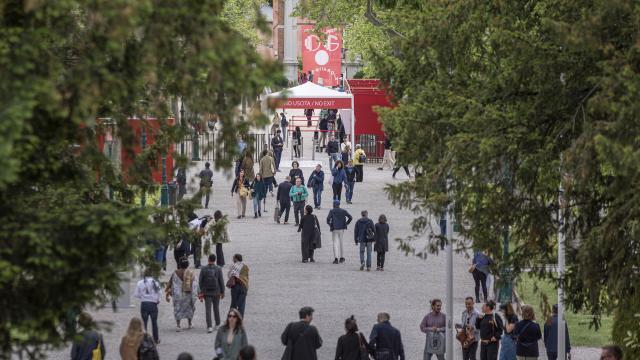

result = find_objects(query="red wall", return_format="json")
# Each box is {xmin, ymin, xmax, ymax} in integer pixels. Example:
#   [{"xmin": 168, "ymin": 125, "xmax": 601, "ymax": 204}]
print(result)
[{"xmin": 348, "ymin": 79, "xmax": 392, "ymax": 138}]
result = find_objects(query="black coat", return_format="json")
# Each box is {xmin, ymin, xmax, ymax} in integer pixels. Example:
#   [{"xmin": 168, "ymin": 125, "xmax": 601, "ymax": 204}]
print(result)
[
  {"xmin": 277, "ymin": 182, "xmax": 293, "ymax": 206},
  {"xmin": 374, "ymin": 222, "xmax": 389, "ymax": 252},
  {"xmin": 173, "ymin": 237, "xmax": 191, "ymax": 262},
  {"xmin": 281, "ymin": 321, "xmax": 323, "ymax": 360},
  {"xmin": 289, "ymin": 168, "xmax": 305, "ymax": 185},
  {"xmin": 299, "ymin": 214, "xmax": 321, "ymax": 248},
  {"xmin": 335, "ymin": 332, "xmax": 368, "ymax": 360},
  {"xmin": 369, "ymin": 321, "xmax": 404, "ymax": 360}
]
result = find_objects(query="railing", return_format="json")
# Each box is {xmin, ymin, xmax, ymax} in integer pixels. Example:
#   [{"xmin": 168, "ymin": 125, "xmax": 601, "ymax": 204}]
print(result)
[
  {"xmin": 178, "ymin": 132, "xmax": 270, "ymax": 163},
  {"xmin": 357, "ymin": 134, "xmax": 385, "ymax": 163}
]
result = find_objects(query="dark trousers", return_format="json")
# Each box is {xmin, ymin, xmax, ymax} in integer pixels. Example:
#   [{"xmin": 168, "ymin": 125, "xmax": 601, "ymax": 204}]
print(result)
[
  {"xmin": 274, "ymin": 149, "xmax": 282, "ymax": 170},
  {"xmin": 332, "ymin": 183, "xmax": 342, "ymax": 201},
  {"xmin": 301, "ymin": 237, "xmax": 315, "ymax": 261},
  {"xmin": 546, "ymin": 353, "xmax": 562, "ymax": 360},
  {"xmin": 462, "ymin": 341, "xmax": 478, "ymax": 360},
  {"xmin": 393, "ymin": 166, "xmax": 410, "ymax": 177},
  {"xmin": 279, "ymin": 202, "xmax": 291, "ymax": 222},
  {"xmin": 204, "ymin": 295, "xmax": 221, "ymax": 328},
  {"xmin": 293, "ymin": 201, "xmax": 305, "ymax": 225},
  {"xmin": 376, "ymin": 251, "xmax": 386, "ymax": 268},
  {"xmin": 306, "ymin": 114, "xmax": 312, "ymax": 126},
  {"xmin": 178, "ymin": 184, "xmax": 187, "ymax": 200},
  {"xmin": 472, "ymin": 269, "xmax": 488, "ymax": 301},
  {"xmin": 140, "ymin": 302, "xmax": 159, "ymax": 342},
  {"xmin": 193, "ymin": 238, "xmax": 202, "ymax": 268},
  {"xmin": 216, "ymin": 243, "xmax": 225, "ymax": 267},
  {"xmin": 201, "ymin": 186, "xmax": 211, "ymax": 208},
  {"xmin": 480, "ymin": 342, "xmax": 498, "ymax": 360},
  {"xmin": 230, "ymin": 284, "xmax": 247, "ymax": 317},
  {"xmin": 355, "ymin": 164, "xmax": 364, "ymax": 182}
]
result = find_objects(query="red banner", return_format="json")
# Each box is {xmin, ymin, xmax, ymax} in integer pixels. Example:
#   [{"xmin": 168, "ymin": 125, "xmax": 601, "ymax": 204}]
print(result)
[
  {"xmin": 281, "ymin": 98, "xmax": 352, "ymax": 109},
  {"xmin": 301, "ymin": 26, "xmax": 342, "ymax": 87}
]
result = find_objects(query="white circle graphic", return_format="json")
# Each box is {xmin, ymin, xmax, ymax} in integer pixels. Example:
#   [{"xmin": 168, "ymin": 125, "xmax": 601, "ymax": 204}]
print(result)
[{"xmin": 315, "ymin": 50, "xmax": 329, "ymax": 66}]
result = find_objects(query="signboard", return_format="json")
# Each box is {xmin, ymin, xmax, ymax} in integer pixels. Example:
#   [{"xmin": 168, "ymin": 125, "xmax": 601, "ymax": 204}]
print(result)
[
  {"xmin": 280, "ymin": 97, "xmax": 352, "ymax": 109},
  {"xmin": 301, "ymin": 26, "xmax": 342, "ymax": 87}
]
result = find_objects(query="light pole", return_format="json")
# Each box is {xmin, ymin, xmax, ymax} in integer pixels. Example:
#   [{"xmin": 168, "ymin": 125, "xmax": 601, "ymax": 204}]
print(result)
[
  {"xmin": 498, "ymin": 160, "xmax": 513, "ymax": 304},
  {"xmin": 180, "ymin": 101, "xmax": 185, "ymax": 156},
  {"xmin": 557, "ymin": 158, "xmax": 566, "ymax": 359},
  {"xmin": 445, "ymin": 180, "xmax": 454, "ymax": 360},
  {"xmin": 140, "ymin": 125, "xmax": 147, "ymax": 207},
  {"xmin": 192, "ymin": 111, "xmax": 200, "ymax": 161}
]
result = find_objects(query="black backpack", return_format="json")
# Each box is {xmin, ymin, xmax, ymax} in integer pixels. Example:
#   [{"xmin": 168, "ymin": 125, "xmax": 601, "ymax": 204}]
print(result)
[
  {"xmin": 138, "ymin": 334, "xmax": 159, "ymax": 360},
  {"xmin": 202, "ymin": 266, "xmax": 219, "ymax": 291}
]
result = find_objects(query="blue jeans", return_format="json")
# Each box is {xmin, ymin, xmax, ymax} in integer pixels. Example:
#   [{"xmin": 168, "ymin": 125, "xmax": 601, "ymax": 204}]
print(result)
[
  {"xmin": 253, "ymin": 196, "xmax": 262, "ymax": 214},
  {"xmin": 154, "ymin": 247, "xmax": 164, "ymax": 263},
  {"xmin": 231, "ymin": 284, "xmax": 247, "ymax": 317},
  {"xmin": 346, "ymin": 181, "xmax": 355, "ymax": 202},
  {"xmin": 359, "ymin": 242, "xmax": 372, "ymax": 268},
  {"xmin": 329, "ymin": 153, "xmax": 340, "ymax": 169},
  {"xmin": 313, "ymin": 188, "xmax": 322, "ymax": 208},
  {"xmin": 140, "ymin": 301, "xmax": 159, "ymax": 342},
  {"xmin": 274, "ymin": 149, "xmax": 282, "ymax": 170}
]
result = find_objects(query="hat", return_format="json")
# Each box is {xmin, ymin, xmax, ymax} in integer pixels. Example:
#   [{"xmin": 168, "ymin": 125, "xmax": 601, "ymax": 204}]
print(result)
[{"xmin": 333, "ymin": 199, "xmax": 341, "ymax": 206}]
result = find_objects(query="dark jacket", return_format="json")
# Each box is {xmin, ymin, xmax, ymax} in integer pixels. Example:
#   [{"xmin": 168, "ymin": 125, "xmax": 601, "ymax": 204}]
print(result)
[
  {"xmin": 354, "ymin": 217, "xmax": 375, "ymax": 244},
  {"xmin": 277, "ymin": 181, "xmax": 293, "ymax": 206},
  {"xmin": 369, "ymin": 321, "xmax": 404, "ymax": 360},
  {"xmin": 289, "ymin": 168, "xmax": 305, "ymax": 185},
  {"xmin": 335, "ymin": 332, "xmax": 368, "ymax": 360},
  {"xmin": 71, "ymin": 331, "xmax": 105, "ymax": 360},
  {"xmin": 543, "ymin": 315, "xmax": 571, "ymax": 354},
  {"xmin": 319, "ymin": 118, "xmax": 329, "ymax": 131},
  {"xmin": 251, "ymin": 179, "xmax": 267, "ymax": 200},
  {"xmin": 475, "ymin": 313, "xmax": 504, "ymax": 341},
  {"xmin": 327, "ymin": 208, "xmax": 353, "ymax": 231},
  {"xmin": 374, "ymin": 222, "xmax": 389, "ymax": 252},
  {"xmin": 514, "ymin": 320, "xmax": 542, "ymax": 357},
  {"xmin": 272, "ymin": 135, "xmax": 284, "ymax": 151},
  {"xmin": 331, "ymin": 167, "xmax": 347, "ymax": 185},
  {"xmin": 174, "ymin": 237, "xmax": 192, "ymax": 262},
  {"xmin": 345, "ymin": 166, "xmax": 357, "ymax": 183},
  {"xmin": 299, "ymin": 214, "xmax": 321, "ymax": 248},
  {"xmin": 327, "ymin": 139, "xmax": 340, "ymax": 154},
  {"xmin": 309, "ymin": 170, "xmax": 325, "ymax": 191},
  {"xmin": 281, "ymin": 321, "xmax": 323, "ymax": 360},
  {"xmin": 231, "ymin": 177, "xmax": 251, "ymax": 194},
  {"xmin": 198, "ymin": 264, "xmax": 225, "ymax": 297}
]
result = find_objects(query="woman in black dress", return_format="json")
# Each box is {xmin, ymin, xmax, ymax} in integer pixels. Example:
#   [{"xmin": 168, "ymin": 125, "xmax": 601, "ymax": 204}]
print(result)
[
  {"xmin": 293, "ymin": 126, "xmax": 302, "ymax": 158},
  {"xmin": 297, "ymin": 205, "xmax": 320, "ymax": 263},
  {"xmin": 374, "ymin": 214, "xmax": 389, "ymax": 271},
  {"xmin": 335, "ymin": 316, "xmax": 369, "ymax": 360}
]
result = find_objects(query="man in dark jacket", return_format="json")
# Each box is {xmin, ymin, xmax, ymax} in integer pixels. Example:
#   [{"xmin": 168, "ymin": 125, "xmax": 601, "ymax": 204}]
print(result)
[
  {"xmin": 281, "ymin": 306, "xmax": 322, "ymax": 360},
  {"xmin": 369, "ymin": 312, "xmax": 405, "ymax": 360},
  {"xmin": 71, "ymin": 312, "xmax": 105, "ymax": 360},
  {"xmin": 276, "ymin": 176, "xmax": 293, "ymax": 224},
  {"xmin": 199, "ymin": 162, "xmax": 214, "ymax": 208},
  {"xmin": 198, "ymin": 254, "xmax": 225, "ymax": 333},
  {"xmin": 326, "ymin": 135, "xmax": 340, "ymax": 170},
  {"xmin": 475, "ymin": 300, "xmax": 503, "ymax": 360},
  {"xmin": 280, "ymin": 112, "xmax": 289, "ymax": 143},
  {"xmin": 271, "ymin": 129, "xmax": 284, "ymax": 171},
  {"xmin": 327, "ymin": 200, "xmax": 353, "ymax": 264},
  {"xmin": 354, "ymin": 210, "xmax": 376, "ymax": 271},
  {"xmin": 543, "ymin": 304, "xmax": 571, "ymax": 360}
]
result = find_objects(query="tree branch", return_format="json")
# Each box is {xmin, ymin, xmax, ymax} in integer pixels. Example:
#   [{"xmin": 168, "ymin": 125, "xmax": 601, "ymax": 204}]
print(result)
[{"xmin": 364, "ymin": 0, "xmax": 407, "ymax": 40}]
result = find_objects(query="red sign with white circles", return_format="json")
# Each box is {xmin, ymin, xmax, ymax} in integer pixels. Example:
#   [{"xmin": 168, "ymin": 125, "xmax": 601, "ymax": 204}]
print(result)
[{"xmin": 301, "ymin": 26, "xmax": 342, "ymax": 87}]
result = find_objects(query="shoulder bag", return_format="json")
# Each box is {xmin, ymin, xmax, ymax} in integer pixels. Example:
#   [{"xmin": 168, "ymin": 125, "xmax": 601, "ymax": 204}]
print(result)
[{"xmin": 357, "ymin": 333, "xmax": 370, "ymax": 360}]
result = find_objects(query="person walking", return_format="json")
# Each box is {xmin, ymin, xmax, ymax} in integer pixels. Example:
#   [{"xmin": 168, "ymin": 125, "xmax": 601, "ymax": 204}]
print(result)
[
  {"xmin": 471, "ymin": 250, "xmax": 492, "ymax": 303},
  {"xmin": 304, "ymin": 109, "xmax": 314, "ymax": 127},
  {"xmin": 165, "ymin": 258, "xmax": 197, "ymax": 331},
  {"xmin": 133, "ymin": 269, "xmax": 161, "ymax": 344},
  {"xmin": 281, "ymin": 306, "xmax": 323, "ymax": 360},
  {"xmin": 513, "ymin": 305, "xmax": 542, "ymax": 360},
  {"xmin": 289, "ymin": 177, "xmax": 309, "ymax": 226},
  {"xmin": 277, "ymin": 176, "xmax": 293, "ymax": 224},
  {"xmin": 341, "ymin": 141, "xmax": 351, "ymax": 163},
  {"xmin": 272, "ymin": 129, "xmax": 284, "ymax": 171},
  {"xmin": 289, "ymin": 161, "xmax": 305, "ymax": 185},
  {"xmin": 119, "ymin": 317, "xmax": 158, "ymax": 360},
  {"xmin": 420, "ymin": 299, "xmax": 447, "ymax": 360},
  {"xmin": 250, "ymin": 174, "xmax": 266, "ymax": 218},
  {"xmin": 318, "ymin": 115, "xmax": 329, "ymax": 151},
  {"xmin": 335, "ymin": 316, "xmax": 370, "ymax": 360},
  {"xmin": 240, "ymin": 151, "xmax": 255, "ymax": 180},
  {"xmin": 176, "ymin": 167, "xmax": 187, "ymax": 201},
  {"xmin": 499, "ymin": 303, "xmax": 518, "ymax": 360},
  {"xmin": 259, "ymin": 149, "xmax": 276, "ymax": 195},
  {"xmin": 309, "ymin": 164, "xmax": 324, "ymax": 209},
  {"xmin": 327, "ymin": 135, "xmax": 340, "ymax": 169},
  {"xmin": 231, "ymin": 169, "xmax": 251, "ymax": 219},
  {"xmin": 543, "ymin": 304, "xmax": 571, "ymax": 360},
  {"xmin": 456, "ymin": 297, "xmax": 480, "ymax": 360},
  {"xmin": 199, "ymin": 254, "xmax": 225, "ymax": 333},
  {"xmin": 475, "ymin": 300, "xmax": 503, "ymax": 360},
  {"xmin": 293, "ymin": 127, "xmax": 302, "ymax": 158},
  {"xmin": 331, "ymin": 160, "xmax": 347, "ymax": 201},
  {"xmin": 71, "ymin": 312, "xmax": 106, "ymax": 360},
  {"xmin": 374, "ymin": 214, "xmax": 389, "ymax": 271},
  {"xmin": 392, "ymin": 165, "xmax": 411, "ymax": 179},
  {"xmin": 214, "ymin": 308, "xmax": 249, "ymax": 360},
  {"xmin": 327, "ymin": 200, "xmax": 353, "ymax": 264},
  {"xmin": 379, "ymin": 137, "xmax": 395, "ymax": 171},
  {"xmin": 344, "ymin": 160, "xmax": 357, "ymax": 204},
  {"xmin": 280, "ymin": 111, "xmax": 289, "ymax": 143},
  {"xmin": 199, "ymin": 162, "xmax": 214, "ymax": 208},
  {"xmin": 354, "ymin": 210, "xmax": 376, "ymax": 271},
  {"xmin": 352, "ymin": 144, "xmax": 366, "ymax": 182},
  {"xmin": 202, "ymin": 210, "xmax": 229, "ymax": 267},
  {"xmin": 173, "ymin": 234, "xmax": 192, "ymax": 267},
  {"xmin": 369, "ymin": 312, "xmax": 405, "ymax": 360},
  {"xmin": 298, "ymin": 205, "xmax": 321, "ymax": 263},
  {"xmin": 228, "ymin": 254, "xmax": 249, "ymax": 317}
]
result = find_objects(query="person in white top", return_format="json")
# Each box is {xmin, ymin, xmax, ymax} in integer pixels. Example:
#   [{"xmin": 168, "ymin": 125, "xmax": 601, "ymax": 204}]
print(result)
[{"xmin": 134, "ymin": 269, "xmax": 161, "ymax": 344}]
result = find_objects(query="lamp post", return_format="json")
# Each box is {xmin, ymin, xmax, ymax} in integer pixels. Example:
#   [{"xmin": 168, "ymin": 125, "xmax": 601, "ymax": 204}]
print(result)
[
  {"xmin": 444, "ymin": 179, "xmax": 454, "ymax": 360},
  {"xmin": 140, "ymin": 126, "xmax": 147, "ymax": 207},
  {"xmin": 192, "ymin": 111, "xmax": 200, "ymax": 161},
  {"xmin": 180, "ymin": 101, "xmax": 185, "ymax": 156},
  {"xmin": 498, "ymin": 159, "xmax": 513, "ymax": 304}
]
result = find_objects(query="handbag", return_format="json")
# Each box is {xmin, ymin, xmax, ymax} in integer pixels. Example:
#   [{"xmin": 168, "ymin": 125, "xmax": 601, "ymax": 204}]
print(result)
[
  {"xmin": 468, "ymin": 264, "xmax": 476, "ymax": 273},
  {"xmin": 357, "ymin": 333, "xmax": 370, "ymax": 360},
  {"xmin": 239, "ymin": 186, "xmax": 249, "ymax": 198},
  {"xmin": 456, "ymin": 317, "xmax": 476, "ymax": 349},
  {"xmin": 274, "ymin": 205, "xmax": 280, "ymax": 222},
  {"xmin": 226, "ymin": 276, "xmax": 236, "ymax": 289},
  {"xmin": 91, "ymin": 337, "xmax": 102, "ymax": 360}
]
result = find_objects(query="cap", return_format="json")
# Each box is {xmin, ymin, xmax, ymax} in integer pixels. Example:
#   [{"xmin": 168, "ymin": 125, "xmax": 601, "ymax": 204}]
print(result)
[{"xmin": 333, "ymin": 199, "xmax": 341, "ymax": 206}]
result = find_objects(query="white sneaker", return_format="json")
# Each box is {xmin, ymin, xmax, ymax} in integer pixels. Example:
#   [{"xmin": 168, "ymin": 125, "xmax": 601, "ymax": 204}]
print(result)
[
  {"xmin": 176, "ymin": 326, "xmax": 181, "ymax": 332},
  {"xmin": 207, "ymin": 327, "xmax": 213, "ymax": 333}
]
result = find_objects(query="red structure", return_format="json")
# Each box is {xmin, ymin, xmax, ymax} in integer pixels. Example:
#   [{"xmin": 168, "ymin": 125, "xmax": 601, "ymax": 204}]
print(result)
[{"xmin": 348, "ymin": 79, "xmax": 393, "ymax": 159}]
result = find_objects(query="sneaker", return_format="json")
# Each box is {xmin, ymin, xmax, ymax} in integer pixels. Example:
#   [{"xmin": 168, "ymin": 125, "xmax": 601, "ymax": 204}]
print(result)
[
  {"xmin": 254, "ymin": 213, "xmax": 257, "ymax": 218},
  {"xmin": 155, "ymin": 339, "xmax": 161, "ymax": 344},
  {"xmin": 310, "ymin": 258, "xmax": 315, "ymax": 262},
  {"xmin": 284, "ymin": 221, "xmax": 289, "ymax": 224},
  {"xmin": 333, "ymin": 258, "xmax": 339, "ymax": 264},
  {"xmin": 176, "ymin": 326, "xmax": 181, "ymax": 332},
  {"xmin": 302, "ymin": 259, "xmax": 308, "ymax": 263},
  {"xmin": 376, "ymin": 267, "xmax": 381, "ymax": 271},
  {"xmin": 237, "ymin": 215, "xmax": 241, "ymax": 219},
  {"xmin": 380, "ymin": 268, "xmax": 384, "ymax": 271},
  {"xmin": 360, "ymin": 265, "xmax": 364, "ymax": 271},
  {"xmin": 207, "ymin": 327, "xmax": 213, "ymax": 333},
  {"xmin": 377, "ymin": 167, "xmax": 383, "ymax": 170},
  {"xmin": 366, "ymin": 267, "xmax": 371, "ymax": 271},
  {"xmin": 277, "ymin": 218, "xmax": 281, "ymax": 224},
  {"xmin": 339, "ymin": 257, "xmax": 345, "ymax": 263}
]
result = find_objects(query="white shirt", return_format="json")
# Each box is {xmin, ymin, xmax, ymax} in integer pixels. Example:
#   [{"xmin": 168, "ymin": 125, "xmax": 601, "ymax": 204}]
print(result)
[{"xmin": 134, "ymin": 277, "xmax": 160, "ymax": 303}]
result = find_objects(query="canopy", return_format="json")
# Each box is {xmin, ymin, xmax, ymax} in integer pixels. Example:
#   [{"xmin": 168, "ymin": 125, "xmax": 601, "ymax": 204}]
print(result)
[{"xmin": 268, "ymin": 81, "xmax": 353, "ymax": 109}]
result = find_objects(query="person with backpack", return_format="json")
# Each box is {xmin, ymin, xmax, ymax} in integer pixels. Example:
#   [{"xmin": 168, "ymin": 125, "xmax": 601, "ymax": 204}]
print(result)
[
  {"xmin": 335, "ymin": 315, "xmax": 371, "ymax": 360},
  {"xmin": 369, "ymin": 312, "xmax": 405, "ymax": 360},
  {"xmin": 331, "ymin": 160, "xmax": 347, "ymax": 201},
  {"xmin": 344, "ymin": 160, "xmax": 357, "ymax": 204},
  {"xmin": 475, "ymin": 300, "xmax": 503, "ymax": 360},
  {"xmin": 199, "ymin": 254, "xmax": 225, "ymax": 333},
  {"xmin": 354, "ymin": 210, "xmax": 376, "ymax": 271},
  {"xmin": 374, "ymin": 214, "xmax": 390, "ymax": 271},
  {"xmin": 326, "ymin": 135, "xmax": 340, "ymax": 170},
  {"xmin": 133, "ymin": 269, "xmax": 161, "ymax": 344},
  {"xmin": 352, "ymin": 144, "xmax": 366, "ymax": 182},
  {"xmin": 165, "ymin": 257, "xmax": 197, "ymax": 332},
  {"xmin": 513, "ymin": 305, "xmax": 542, "ymax": 360},
  {"xmin": 281, "ymin": 306, "xmax": 323, "ymax": 360},
  {"xmin": 120, "ymin": 317, "xmax": 159, "ymax": 360},
  {"xmin": 298, "ymin": 205, "xmax": 321, "ymax": 263},
  {"xmin": 71, "ymin": 312, "xmax": 106, "ymax": 360}
]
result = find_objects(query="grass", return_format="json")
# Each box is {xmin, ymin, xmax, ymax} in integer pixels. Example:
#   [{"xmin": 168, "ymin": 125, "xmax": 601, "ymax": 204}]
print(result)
[{"xmin": 516, "ymin": 273, "xmax": 613, "ymax": 348}]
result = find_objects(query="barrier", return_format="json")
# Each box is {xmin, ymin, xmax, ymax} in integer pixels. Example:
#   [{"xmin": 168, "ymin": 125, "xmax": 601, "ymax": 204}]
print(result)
[{"xmin": 357, "ymin": 134, "xmax": 384, "ymax": 162}]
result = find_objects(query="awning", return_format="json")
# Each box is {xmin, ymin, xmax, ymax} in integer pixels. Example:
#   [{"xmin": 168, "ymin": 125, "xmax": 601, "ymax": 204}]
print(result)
[{"xmin": 268, "ymin": 81, "xmax": 353, "ymax": 109}]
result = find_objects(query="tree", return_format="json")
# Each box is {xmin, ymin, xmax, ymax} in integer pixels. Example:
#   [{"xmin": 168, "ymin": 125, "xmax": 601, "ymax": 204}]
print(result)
[{"xmin": 0, "ymin": 0, "xmax": 282, "ymax": 357}]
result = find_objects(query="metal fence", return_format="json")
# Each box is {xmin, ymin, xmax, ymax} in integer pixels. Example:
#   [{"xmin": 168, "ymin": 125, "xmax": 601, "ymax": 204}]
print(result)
[
  {"xmin": 357, "ymin": 134, "xmax": 385, "ymax": 162},
  {"xmin": 178, "ymin": 132, "xmax": 269, "ymax": 163}
]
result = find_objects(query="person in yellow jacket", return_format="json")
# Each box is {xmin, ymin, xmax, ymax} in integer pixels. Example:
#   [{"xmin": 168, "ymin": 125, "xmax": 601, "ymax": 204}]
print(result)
[{"xmin": 352, "ymin": 144, "xmax": 366, "ymax": 182}]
